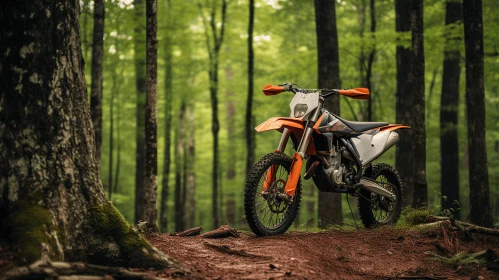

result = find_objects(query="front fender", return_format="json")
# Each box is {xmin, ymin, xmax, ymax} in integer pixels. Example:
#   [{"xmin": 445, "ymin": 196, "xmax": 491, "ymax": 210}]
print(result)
[{"xmin": 254, "ymin": 117, "xmax": 304, "ymax": 133}]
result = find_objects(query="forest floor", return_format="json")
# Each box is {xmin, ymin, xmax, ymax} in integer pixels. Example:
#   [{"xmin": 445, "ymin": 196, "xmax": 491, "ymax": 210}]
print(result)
[
  {"xmin": 1, "ymin": 226, "xmax": 498, "ymax": 279},
  {"xmin": 148, "ymin": 226, "xmax": 499, "ymax": 280}
]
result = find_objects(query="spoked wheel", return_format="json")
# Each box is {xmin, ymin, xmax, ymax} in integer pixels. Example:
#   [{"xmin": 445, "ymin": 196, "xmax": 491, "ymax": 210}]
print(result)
[
  {"xmin": 358, "ymin": 163, "xmax": 404, "ymax": 228},
  {"xmin": 244, "ymin": 152, "xmax": 302, "ymax": 236}
]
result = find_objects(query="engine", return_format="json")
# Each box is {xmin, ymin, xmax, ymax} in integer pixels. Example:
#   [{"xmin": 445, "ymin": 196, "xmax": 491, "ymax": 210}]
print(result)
[{"xmin": 323, "ymin": 146, "xmax": 344, "ymax": 186}]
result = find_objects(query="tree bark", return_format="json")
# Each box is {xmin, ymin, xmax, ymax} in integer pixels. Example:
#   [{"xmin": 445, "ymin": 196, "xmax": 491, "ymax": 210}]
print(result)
[
  {"xmin": 90, "ymin": 0, "xmax": 105, "ymax": 165},
  {"xmin": 440, "ymin": 0, "xmax": 462, "ymax": 219},
  {"xmin": 366, "ymin": 0, "xmax": 376, "ymax": 122},
  {"xmin": 143, "ymin": 0, "xmax": 158, "ymax": 232},
  {"xmin": 160, "ymin": 0, "xmax": 173, "ymax": 233},
  {"xmin": 186, "ymin": 106, "xmax": 196, "ymax": 229},
  {"xmin": 198, "ymin": 0, "xmax": 227, "ymax": 229},
  {"xmin": 134, "ymin": 0, "xmax": 147, "ymax": 224},
  {"xmin": 411, "ymin": 0, "xmax": 427, "ymax": 208},
  {"xmin": 245, "ymin": 0, "xmax": 255, "ymax": 179},
  {"xmin": 395, "ymin": 0, "xmax": 414, "ymax": 208},
  {"xmin": 463, "ymin": 0, "xmax": 493, "ymax": 227},
  {"xmin": 174, "ymin": 102, "xmax": 186, "ymax": 232},
  {"xmin": 314, "ymin": 0, "xmax": 343, "ymax": 228},
  {"xmin": 0, "ymin": 0, "xmax": 179, "ymax": 268}
]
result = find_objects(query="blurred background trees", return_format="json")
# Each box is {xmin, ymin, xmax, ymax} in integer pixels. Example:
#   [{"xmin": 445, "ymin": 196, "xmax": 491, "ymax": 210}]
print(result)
[{"xmin": 81, "ymin": 0, "xmax": 499, "ymax": 231}]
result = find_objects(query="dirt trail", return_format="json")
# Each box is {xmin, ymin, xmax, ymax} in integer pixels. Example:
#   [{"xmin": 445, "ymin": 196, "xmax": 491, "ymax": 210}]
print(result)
[{"xmin": 149, "ymin": 228, "xmax": 499, "ymax": 280}]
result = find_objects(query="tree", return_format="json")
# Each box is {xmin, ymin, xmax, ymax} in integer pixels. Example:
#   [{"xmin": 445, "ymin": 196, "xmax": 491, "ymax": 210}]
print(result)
[
  {"xmin": 395, "ymin": 0, "xmax": 414, "ymax": 207},
  {"xmin": 198, "ymin": 0, "xmax": 227, "ymax": 229},
  {"xmin": 143, "ymin": 0, "xmax": 158, "ymax": 232},
  {"xmin": 440, "ymin": 0, "xmax": 462, "ymax": 219},
  {"xmin": 160, "ymin": 0, "xmax": 173, "ymax": 233},
  {"xmin": 463, "ymin": 0, "xmax": 493, "ymax": 227},
  {"xmin": 90, "ymin": 0, "xmax": 105, "ymax": 165},
  {"xmin": 0, "ymin": 0, "xmax": 177, "ymax": 268},
  {"xmin": 174, "ymin": 101, "xmax": 186, "ymax": 232},
  {"xmin": 314, "ymin": 0, "xmax": 343, "ymax": 228},
  {"xmin": 245, "ymin": 0, "xmax": 255, "ymax": 179},
  {"xmin": 410, "ymin": 0, "xmax": 427, "ymax": 208},
  {"xmin": 134, "ymin": 0, "xmax": 147, "ymax": 224},
  {"xmin": 186, "ymin": 106, "xmax": 196, "ymax": 229},
  {"xmin": 365, "ymin": 0, "xmax": 376, "ymax": 121}
]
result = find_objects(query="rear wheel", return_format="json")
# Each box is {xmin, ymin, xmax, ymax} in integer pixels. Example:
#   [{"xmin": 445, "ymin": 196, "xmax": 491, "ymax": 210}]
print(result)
[
  {"xmin": 244, "ymin": 152, "xmax": 302, "ymax": 236},
  {"xmin": 358, "ymin": 163, "xmax": 403, "ymax": 228}
]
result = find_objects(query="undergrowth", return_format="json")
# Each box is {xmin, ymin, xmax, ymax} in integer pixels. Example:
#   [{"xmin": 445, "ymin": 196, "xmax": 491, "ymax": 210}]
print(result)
[{"xmin": 427, "ymin": 251, "xmax": 484, "ymax": 273}]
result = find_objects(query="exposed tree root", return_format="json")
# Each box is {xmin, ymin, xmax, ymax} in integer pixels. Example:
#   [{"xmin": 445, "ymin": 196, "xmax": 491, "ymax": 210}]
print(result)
[
  {"xmin": 419, "ymin": 216, "xmax": 499, "ymax": 237},
  {"xmin": 203, "ymin": 242, "xmax": 269, "ymax": 259},
  {"xmin": 2, "ymin": 259, "xmax": 185, "ymax": 280},
  {"xmin": 172, "ymin": 226, "xmax": 203, "ymax": 237},
  {"xmin": 201, "ymin": 225, "xmax": 240, "ymax": 238}
]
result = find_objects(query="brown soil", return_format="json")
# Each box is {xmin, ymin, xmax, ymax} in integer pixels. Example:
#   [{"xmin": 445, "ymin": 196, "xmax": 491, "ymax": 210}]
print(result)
[{"xmin": 149, "ymin": 227, "xmax": 499, "ymax": 280}]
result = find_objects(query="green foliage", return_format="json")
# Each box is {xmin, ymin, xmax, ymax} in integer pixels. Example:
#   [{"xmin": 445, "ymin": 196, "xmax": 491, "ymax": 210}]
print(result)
[
  {"xmin": 401, "ymin": 207, "xmax": 434, "ymax": 225},
  {"xmin": 80, "ymin": 0, "xmax": 499, "ymax": 231},
  {"xmin": 427, "ymin": 251, "xmax": 485, "ymax": 273}
]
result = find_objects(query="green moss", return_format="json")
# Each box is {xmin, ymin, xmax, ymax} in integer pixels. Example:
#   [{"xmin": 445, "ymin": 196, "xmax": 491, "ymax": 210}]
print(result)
[
  {"xmin": 401, "ymin": 207, "xmax": 433, "ymax": 225},
  {"xmin": 6, "ymin": 199, "xmax": 61, "ymax": 263},
  {"xmin": 89, "ymin": 202, "xmax": 170, "ymax": 268}
]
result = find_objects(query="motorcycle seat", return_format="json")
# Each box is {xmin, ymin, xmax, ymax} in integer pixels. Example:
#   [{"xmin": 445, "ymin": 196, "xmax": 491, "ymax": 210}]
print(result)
[{"xmin": 335, "ymin": 116, "xmax": 389, "ymax": 132}]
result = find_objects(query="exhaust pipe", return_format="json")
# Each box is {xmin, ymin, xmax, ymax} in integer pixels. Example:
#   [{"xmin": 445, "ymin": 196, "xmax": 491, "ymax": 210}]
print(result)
[{"xmin": 359, "ymin": 177, "xmax": 395, "ymax": 199}]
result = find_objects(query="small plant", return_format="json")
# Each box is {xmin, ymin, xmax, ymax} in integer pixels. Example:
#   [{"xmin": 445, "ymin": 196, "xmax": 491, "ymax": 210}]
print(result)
[
  {"xmin": 428, "ymin": 251, "xmax": 485, "ymax": 273},
  {"xmin": 401, "ymin": 207, "xmax": 434, "ymax": 225}
]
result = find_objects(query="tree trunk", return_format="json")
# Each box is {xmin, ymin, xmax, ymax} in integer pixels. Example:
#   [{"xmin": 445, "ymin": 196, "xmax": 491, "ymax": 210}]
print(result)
[
  {"xmin": 186, "ymin": 106, "xmax": 196, "ymax": 229},
  {"xmin": 245, "ymin": 0, "xmax": 255, "ymax": 179},
  {"xmin": 411, "ymin": 0, "xmax": 427, "ymax": 208},
  {"xmin": 90, "ymin": 0, "xmax": 105, "ymax": 166},
  {"xmin": 440, "ymin": 0, "xmax": 462, "ymax": 219},
  {"xmin": 0, "ymin": 0, "xmax": 178, "ymax": 268},
  {"xmin": 314, "ymin": 0, "xmax": 343, "ymax": 228},
  {"xmin": 225, "ymin": 54, "xmax": 236, "ymax": 181},
  {"xmin": 174, "ymin": 102, "xmax": 185, "ymax": 232},
  {"xmin": 143, "ymin": 0, "xmax": 158, "ymax": 232},
  {"xmin": 160, "ymin": 0, "xmax": 173, "ymax": 233},
  {"xmin": 366, "ymin": 0, "xmax": 376, "ymax": 122},
  {"xmin": 134, "ymin": 0, "xmax": 147, "ymax": 224},
  {"xmin": 395, "ymin": 0, "xmax": 414, "ymax": 208},
  {"xmin": 463, "ymin": 0, "xmax": 493, "ymax": 227},
  {"xmin": 198, "ymin": 0, "xmax": 227, "ymax": 229}
]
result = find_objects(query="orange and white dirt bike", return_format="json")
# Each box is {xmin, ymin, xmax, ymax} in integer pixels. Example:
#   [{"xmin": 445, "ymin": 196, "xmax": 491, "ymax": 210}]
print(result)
[{"xmin": 244, "ymin": 83, "xmax": 410, "ymax": 236}]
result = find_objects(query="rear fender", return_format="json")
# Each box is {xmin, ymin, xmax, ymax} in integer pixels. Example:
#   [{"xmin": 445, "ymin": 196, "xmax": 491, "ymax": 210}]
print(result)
[{"xmin": 378, "ymin": 124, "xmax": 411, "ymax": 131}]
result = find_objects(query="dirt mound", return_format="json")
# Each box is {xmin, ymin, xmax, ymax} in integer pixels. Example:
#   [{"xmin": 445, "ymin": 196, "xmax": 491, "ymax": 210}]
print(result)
[{"xmin": 149, "ymin": 227, "xmax": 499, "ymax": 279}]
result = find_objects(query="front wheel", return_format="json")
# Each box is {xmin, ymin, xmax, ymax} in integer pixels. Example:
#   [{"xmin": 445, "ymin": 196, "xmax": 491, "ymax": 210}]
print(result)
[
  {"xmin": 358, "ymin": 163, "xmax": 404, "ymax": 228},
  {"xmin": 244, "ymin": 152, "xmax": 302, "ymax": 236}
]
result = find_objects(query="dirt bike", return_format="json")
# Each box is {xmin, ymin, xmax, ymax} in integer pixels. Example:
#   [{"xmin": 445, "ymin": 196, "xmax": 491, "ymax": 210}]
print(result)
[{"xmin": 244, "ymin": 83, "xmax": 410, "ymax": 236}]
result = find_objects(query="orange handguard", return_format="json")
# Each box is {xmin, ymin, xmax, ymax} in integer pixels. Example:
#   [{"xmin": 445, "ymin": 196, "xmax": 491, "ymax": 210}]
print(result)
[
  {"xmin": 262, "ymin": 84, "xmax": 284, "ymax": 96},
  {"xmin": 338, "ymin": 88, "xmax": 370, "ymax": 99}
]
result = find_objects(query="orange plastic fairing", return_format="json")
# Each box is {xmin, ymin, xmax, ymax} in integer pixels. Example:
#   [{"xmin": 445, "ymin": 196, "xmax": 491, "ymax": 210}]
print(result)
[
  {"xmin": 338, "ymin": 88, "xmax": 370, "ymax": 99},
  {"xmin": 255, "ymin": 117, "xmax": 304, "ymax": 132},
  {"xmin": 263, "ymin": 84, "xmax": 284, "ymax": 96},
  {"xmin": 378, "ymin": 124, "xmax": 411, "ymax": 131},
  {"xmin": 284, "ymin": 153, "xmax": 303, "ymax": 197},
  {"xmin": 262, "ymin": 164, "xmax": 278, "ymax": 192}
]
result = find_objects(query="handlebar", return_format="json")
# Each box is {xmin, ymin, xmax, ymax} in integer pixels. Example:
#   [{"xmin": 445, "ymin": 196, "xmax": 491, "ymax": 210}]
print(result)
[{"xmin": 278, "ymin": 82, "xmax": 338, "ymax": 97}]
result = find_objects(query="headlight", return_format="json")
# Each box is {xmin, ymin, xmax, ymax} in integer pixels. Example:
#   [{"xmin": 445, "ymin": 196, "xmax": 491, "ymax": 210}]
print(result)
[{"xmin": 294, "ymin": 104, "xmax": 308, "ymax": 118}]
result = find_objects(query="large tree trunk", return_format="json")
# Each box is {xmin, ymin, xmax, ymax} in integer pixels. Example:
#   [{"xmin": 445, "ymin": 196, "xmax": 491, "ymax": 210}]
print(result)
[
  {"xmin": 0, "ymin": 0, "xmax": 178, "ymax": 268},
  {"xmin": 143, "ymin": 0, "xmax": 158, "ymax": 232},
  {"xmin": 314, "ymin": 0, "xmax": 343, "ymax": 228},
  {"xmin": 245, "ymin": 0, "xmax": 255, "ymax": 179},
  {"xmin": 160, "ymin": 0, "xmax": 173, "ymax": 233},
  {"xmin": 134, "ymin": 0, "xmax": 147, "ymax": 224},
  {"xmin": 90, "ymin": 0, "xmax": 105, "ymax": 165},
  {"xmin": 395, "ymin": 0, "xmax": 414, "ymax": 208},
  {"xmin": 440, "ymin": 0, "xmax": 462, "ymax": 219},
  {"xmin": 174, "ymin": 102, "xmax": 186, "ymax": 232},
  {"xmin": 410, "ymin": 0, "xmax": 427, "ymax": 208},
  {"xmin": 463, "ymin": 0, "xmax": 493, "ymax": 227}
]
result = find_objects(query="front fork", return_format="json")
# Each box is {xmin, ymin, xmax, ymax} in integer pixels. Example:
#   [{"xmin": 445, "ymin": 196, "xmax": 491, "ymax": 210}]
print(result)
[{"xmin": 263, "ymin": 100, "xmax": 324, "ymax": 199}]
